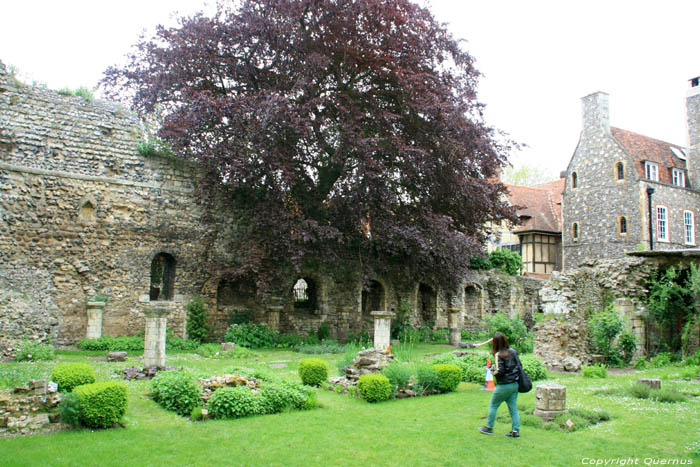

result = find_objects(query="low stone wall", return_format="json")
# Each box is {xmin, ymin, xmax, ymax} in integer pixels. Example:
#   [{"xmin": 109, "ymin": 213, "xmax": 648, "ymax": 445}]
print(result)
[{"xmin": 0, "ymin": 381, "xmax": 62, "ymax": 437}]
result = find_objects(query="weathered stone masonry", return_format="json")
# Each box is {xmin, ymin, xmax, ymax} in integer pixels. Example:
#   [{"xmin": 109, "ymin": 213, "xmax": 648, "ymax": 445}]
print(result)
[{"xmin": 0, "ymin": 60, "xmax": 542, "ymax": 350}]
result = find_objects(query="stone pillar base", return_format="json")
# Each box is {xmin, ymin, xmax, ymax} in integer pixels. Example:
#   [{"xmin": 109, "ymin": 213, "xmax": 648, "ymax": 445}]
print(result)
[
  {"xmin": 533, "ymin": 408, "xmax": 569, "ymax": 422},
  {"xmin": 535, "ymin": 384, "xmax": 567, "ymax": 422},
  {"xmin": 448, "ymin": 308, "xmax": 462, "ymax": 346},
  {"xmin": 370, "ymin": 310, "xmax": 395, "ymax": 351},
  {"xmin": 144, "ymin": 302, "xmax": 170, "ymax": 368}
]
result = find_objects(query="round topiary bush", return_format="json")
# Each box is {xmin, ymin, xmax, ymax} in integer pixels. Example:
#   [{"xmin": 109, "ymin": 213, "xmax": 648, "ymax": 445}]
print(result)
[
  {"xmin": 259, "ymin": 381, "xmax": 309, "ymax": 413},
  {"xmin": 73, "ymin": 381, "xmax": 128, "ymax": 428},
  {"xmin": 151, "ymin": 370, "xmax": 202, "ymax": 416},
  {"xmin": 207, "ymin": 386, "xmax": 265, "ymax": 419},
  {"xmin": 298, "ymin": 358, "xmax": 329, "ymax": 387},
  {"xmin": 432, "ymin": 363, "xmax": 462, "ymax": 393},
  {"xmin": 51, "ymin": 363, "xmax": 96, "ymax": 392},
  {"xmin": 357, "ymin": 373, "xmax": 392, "ymax": 403}
]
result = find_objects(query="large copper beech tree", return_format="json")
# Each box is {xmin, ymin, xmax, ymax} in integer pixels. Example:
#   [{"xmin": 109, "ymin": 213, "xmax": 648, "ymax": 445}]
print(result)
[{"xmin": 102, "ymin": 0, "xmax": 517, "ymax": 289}]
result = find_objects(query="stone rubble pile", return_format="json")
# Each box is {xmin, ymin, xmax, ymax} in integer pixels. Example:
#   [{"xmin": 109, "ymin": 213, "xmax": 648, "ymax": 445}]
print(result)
[
  {"xmin": 0, "ymin": 380, "xmax": 62, "ymax": 437},
  {"xmin": 199, "ymin": 374, "xmax": 260, "ymax": 403},
  {"xmin": 328, "ymin": 348, "xmax": 395, "ymax": 391}
]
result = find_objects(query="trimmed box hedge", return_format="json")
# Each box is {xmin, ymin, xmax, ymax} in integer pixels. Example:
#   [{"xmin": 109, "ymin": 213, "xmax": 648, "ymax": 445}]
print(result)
[
  {"xmin": 51, "ymin": 363, "xmax": 96, "ymax": 392},
  {"xmin": 298, "ymin": 358, "xmax": 329, "ymax": 387},
  {"xmin": 73, "ymin": 381, "xmax": 128, "ymax": 428}
]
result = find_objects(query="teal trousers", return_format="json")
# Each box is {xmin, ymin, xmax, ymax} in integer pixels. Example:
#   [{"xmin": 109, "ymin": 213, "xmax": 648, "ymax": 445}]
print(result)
[{"xmin": 486, "ymin": 382, "xmax": 520, "ymax": 432}]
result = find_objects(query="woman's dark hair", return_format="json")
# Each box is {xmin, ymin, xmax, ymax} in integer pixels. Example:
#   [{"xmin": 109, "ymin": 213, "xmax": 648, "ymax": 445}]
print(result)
[{"xmin": 491, "ymin": 332, "xmax": 510, "ymax": 357}]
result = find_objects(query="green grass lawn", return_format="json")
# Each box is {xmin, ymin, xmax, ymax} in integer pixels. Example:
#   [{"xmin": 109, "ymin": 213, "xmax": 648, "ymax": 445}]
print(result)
[{"xmin": 1, "ymin": 345, "xmax": 698, "ymax": 466}]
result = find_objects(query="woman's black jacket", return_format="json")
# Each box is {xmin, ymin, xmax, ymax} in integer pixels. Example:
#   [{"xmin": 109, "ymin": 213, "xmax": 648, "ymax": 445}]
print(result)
[{"xmin": 494, "ymin": 348, "xmax": 520, "ymax": 385}]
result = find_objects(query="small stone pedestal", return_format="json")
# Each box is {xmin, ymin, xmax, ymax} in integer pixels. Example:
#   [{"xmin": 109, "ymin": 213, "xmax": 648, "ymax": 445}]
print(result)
[
  {"xmin": 448, "ymin": 308, "xmax": 462, "ymax": 346},
  {"xmin": 636, "ymin": 378, "xmax": 661, "ymax": 390},
  {"xmin": 371, "ymin": 310, "xmax": 395, "ymax": 350},
  {"xmin": 143, "ymin": 302, "xmax": 170, "ymax": 368},
  {"xmin": 534, "ymin": 384, "xmax": 568, "ymax": 421},
  {"xmin": 86, "ymin": 301, "xmax": 106, "ymax": 339}
]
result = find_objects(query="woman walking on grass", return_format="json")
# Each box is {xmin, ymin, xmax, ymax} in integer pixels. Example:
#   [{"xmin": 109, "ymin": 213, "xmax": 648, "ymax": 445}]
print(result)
[{"xmin": 476, "ymin": 332, "xmax": 520, "ymax": 438}]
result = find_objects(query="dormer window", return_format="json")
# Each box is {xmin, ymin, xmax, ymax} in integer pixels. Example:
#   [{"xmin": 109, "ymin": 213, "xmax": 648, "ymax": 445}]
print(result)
[
  {"xmin": 571, "ymin": 172, "xmax": 578, "ymax": 188},
  {"xmin": 645, "ymin": 162, "xmax": 658, "ymax": 181},
  {"xmin": 672, "ymin": 168, "xmax": 685, "ymax": 187},
  {"xmin": 615, "ymin": 162, "xmax": 624, "ymax": 181}
]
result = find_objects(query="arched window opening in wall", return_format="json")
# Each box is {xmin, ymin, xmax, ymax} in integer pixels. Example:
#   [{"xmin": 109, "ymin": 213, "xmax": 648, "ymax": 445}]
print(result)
[
  {"xmin": 463, "ymin": 284, "xmax": 483, "ymax": 327},
  {"xmin": 418, "ymin": 283, "xmax": 437, "ymax": 327},
  {"xmin": 616, "ymin": 162, "xmax": 624, "ymax": 180},
  {"xmin": 571, "ymin": 172, "xmax": 578, "ymax": 188},
  {"xmin": 150, "ymin": 253, "xmax": 176, "ymax": 301},
  {"xmin": 619, "ymin": 216, "xmax": 628, "ymax": 235},
  {"xmin": 362, "ymin": 280, "xmax": 385, "ymax": 318},
  {"xmin": 217, "ymin": 278, "xmax": 256, "ymax": 335},
  {"xmin": 292, "ymin": 277, "xmax": 317, "ymax": 311},
  {"xmin": 79, "ymin": 199, "xmax": 96, "ymax": 222}
]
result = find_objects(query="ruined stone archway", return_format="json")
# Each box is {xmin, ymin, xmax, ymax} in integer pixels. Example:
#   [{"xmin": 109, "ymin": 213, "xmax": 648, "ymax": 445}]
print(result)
[
  {"xmin": 463, "ymin": 283, "xmax": 483, "ymax": 331},
  {"xmin": 418, "ymin": 283, "xmax": 437, "ymax": 327}
]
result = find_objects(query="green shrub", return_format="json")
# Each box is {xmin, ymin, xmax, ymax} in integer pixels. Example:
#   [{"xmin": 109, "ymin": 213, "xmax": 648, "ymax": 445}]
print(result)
[
  {"xmin": 487, "ymin": 249, "xmax": 522, "ymax": 275},
  {"xmin": 432, "ymin": 364, "xmax": 461, "ymax": 393},
  {"xmin": 481, "ymin": 314, "xmax": 532, "ymax": 354},
  {"xmin": 316, "ymin": 322, "xmax": 331, "ymax": 341},
  {"xmin": 298, "ymin": 358, "xmax": 329, "ymax": 387},
  {"xmin": 151, "ymin": 370, "xmax": 202, "ymax": 416},
  {"xmin": 382, "ymin": 363, "xmax": 413, "ymax": 393},
  {"xmin": 679, "ymin": 366, "xmax": 699, "ymax": 381},
  {"xmin": 295, "ymin": 340, "xmax": 346, "ymax": 354},
  {"xmin": 73, "ymin": 381, "xmax": 127, "ymax": 428},
  {"xmin": 581, "ymin": 363, "xmax": 608, "ymax": 379},
  {"xmin": 78, "ymin": 336, "xmax": 144, "ymax": 352},
  {"xmin": 469, "ymin": 255, "xmax": 489, "ymax": 270},
  {"xmin": 58, "ymin": 392, "xmax": 83, "ymax": 428},
  {"xmin": 14, "ymin": 341, "xmax": 55, "ymax": 362},
  {"xmin": 137, "ymin": 137, "xmax": 174, "ymax": 158},
  {"xmin": 278, "ymin": 333, "xmax": 305, "ymax": 348},
  {"xmin": 195, "ymin": 343, "xmax": 224, "ymax": 358},
  {"xmin": 520, "ymin": 355, "xmax": 548, "ymax": 380},
  {"xmin": 357, "ymin": 374, "xmax": 392, "ymax": 403},
  {"xmin": 588, "ymin": 306, "xmax": 626, "ymax": 365},
  {"xmin": 629, "ymin": 383, "xmax": 651, "ymax": 399},
  {"xmin": 58, "ymin": 86, "xmax": 94, "ymax": 102},
  {"xmin": 259, "ymin": 381, "xmax": 310, "ymax": 413},
  {"xmin": 207, "ymin": 386, "xmax": 264, "ymax": 419},
  {"xmin": 649, "ymin": 352, "xmax": 675, "ymax": 368},
  {"xmin": 166, "ymin": 335, "xmax": 200, "ymax": 351},
  {"xmin": 51, "ymin": 363, "xmax": 96, "ymax": 392},
  {"xmin": 651, "ymin": 387, "xmax": 687, "ymax": 403},
  {"xmin": 224, "ymin": 323, "xmax": 279, "ymax": 349},
  {"xmin": 633, "ymin": 356, "xmax": 648, "ymax": 370},
  {"xmin": 186, "ymin": 296, "xmax": 210, "ymax": 343},
  {"xmin": 190, "ymin": 406, "xmax": 206, "ymax": 421},
  {"xmin": 415, "ymin": 364, "xmax": 440, "ymax": 395}
]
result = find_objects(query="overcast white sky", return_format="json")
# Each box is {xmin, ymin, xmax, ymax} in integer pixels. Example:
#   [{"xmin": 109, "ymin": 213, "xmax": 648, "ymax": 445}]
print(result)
[{"xmin": 1, "ymin": 0, "xmax": 698, "ymax": 179}]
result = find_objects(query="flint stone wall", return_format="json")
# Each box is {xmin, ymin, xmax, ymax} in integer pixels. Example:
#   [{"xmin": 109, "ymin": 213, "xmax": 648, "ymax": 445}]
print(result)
[{"xmin": 0, "ymin": 60, "xmax": 545, "ymax": 353}]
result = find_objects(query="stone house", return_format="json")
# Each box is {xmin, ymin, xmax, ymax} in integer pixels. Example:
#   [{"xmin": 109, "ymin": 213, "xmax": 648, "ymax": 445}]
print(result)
[
  {"xmin": 0, "ymin": 60, "xmax": 540, "ymax": 352},
  {"xmin": 562, "ymin": 83, "xmax": 700, "ymax": 270}
]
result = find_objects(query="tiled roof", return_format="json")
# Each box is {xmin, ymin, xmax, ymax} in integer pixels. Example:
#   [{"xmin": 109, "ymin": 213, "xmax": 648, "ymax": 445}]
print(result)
[
  {"xmin": 610, "ymin": 127, "xmax": 686, "ymax": 184},
  {"xmin": 505, "ymin": 178, "xmax": 564, "ymax": 234}
]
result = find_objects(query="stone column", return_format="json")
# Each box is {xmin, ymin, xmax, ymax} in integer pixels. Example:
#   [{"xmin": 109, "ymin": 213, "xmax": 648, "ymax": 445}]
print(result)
[
  {"xmin": 448, "ymin": 308, "xmax": 462, "ymax": 346},
  {"xmin": 267, "ymin": 306, "xmax": 283, "ymax": 332},
  {"xmin": 371, "ymin": 310, "xmax": 395, "ymax": 351},
  {"xmin": 534, "ymin": 384, "xmax": 568, "ymax": 421},
  {"xmin": 615, "ymin": 298, "xmax": 645, "ymax": 356},
  {"xmin": 85, "ymin": 301, "xmax": 106, "ymax": 339},
  {"xmin": 143, "ymin": 302, "xmax": 170, "ymax": 368}
]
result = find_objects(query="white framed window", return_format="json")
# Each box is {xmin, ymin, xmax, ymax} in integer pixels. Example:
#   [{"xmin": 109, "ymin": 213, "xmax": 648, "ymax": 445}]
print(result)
[
  {"xmin": 672, "ymin": 168, "xmax": 685, "ymax": 187},
  {"xmin": 657, "ymin": 205, "xmax": 668, "ymax": 242},
  {"xmin": 684, "ymin": 210, "xmax": 695, "ymax": 245},
  {"xmin": 645, "ymin": 162, "xmax": 659, "ymax": 181}
]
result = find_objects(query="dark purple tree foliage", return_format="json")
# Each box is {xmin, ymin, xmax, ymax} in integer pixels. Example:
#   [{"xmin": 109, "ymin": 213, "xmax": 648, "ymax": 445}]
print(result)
[{"xmin": 102, "ymin": 0, "xmax": 517, "ymax": 289}]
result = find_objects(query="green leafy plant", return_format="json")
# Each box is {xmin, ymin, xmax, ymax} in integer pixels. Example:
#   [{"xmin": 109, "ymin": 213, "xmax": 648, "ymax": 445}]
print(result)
[
  {"xmin": 58, "ymin": 392, "xmax": 83, "ymax": 428},
  {"xmin": 581, "ymin": 363, "xmax": 608, "ymax": 379},
  {"xmin": 382, "ymin": 362, "xmax": 413, "ymax": 395},
  {"xmin": 78, "ymin": 336, "xmax": 145, "ymax": 352},
  {"xmin": 207, "ymin": 386, "xmax": 264, "ymax": 419},
  {"xmin": 151, "ymin": 370, "xmax": 202, "ymax": 416},
  {"xmin": 137, "ymin": 137, "xmax": 174, "ymax": 158},
  {"xmin": 298, "ymin": 358, "xmax": 329, "ymax": 386},
  {"xmin": 432, "ymin": 363, "xmax": 461, "ymax": 393},
  {"xmin": 186, "ymin": 296, "xmax": 210, "ymax": 343},
  {"xmin": 481, "ymin": 314, "xmax": 532, "ymax": 354},
  {"xmin": 520, "ymin": 355, "xmax": 548, "ymax": 380},
  {"xmin": 58, "ymin": 86, "xmax": 94, "ymax": 102},
  {"xmin": 588, "ymin": 305, "xmax": 635, "ymax": 366},
  {"xmin": 391, "ymin": 301, "xmax": 412, "ymax": 340},
  {"xmin": 487, "ymin": 249, "xmax": 522, "ymax": 275},
  {"xmin": 649, "ymin": 352, "xmax": 675, "ymax": 368},
  {"xmin": 316, "ymin": 322, "xmax": 331, "ymax": 341},
  {"xmin": 633, "ymin": 356, "xmax": 648, "ymax": 370},
  {"xmin": 51, "ymin": 363, "xmax": 96, "ymax": 392},
  {"xmin": 73, "ymin": 381, "xmax": 128, "ymax": 428},
  {"xmin": 190, "ymin": 406, "xmax": 206, "ymax": 421},
  {"xmin": 356, "ymin": 373, "xmax": 392, "ymax": 402},
  {"xmin": 14, "ymin": 341, "xmax": 55, "ymax": 362},
  {"xmin": 259, "ymin": 381, "xmax": 312, "ymax": 413},
  {"xmin": 415, "ymin": 364, "xmax": 440, "ymax": 395},
  {"xmin": 224, "ymin": 323, "xmax": 280, "ymax": 349}
]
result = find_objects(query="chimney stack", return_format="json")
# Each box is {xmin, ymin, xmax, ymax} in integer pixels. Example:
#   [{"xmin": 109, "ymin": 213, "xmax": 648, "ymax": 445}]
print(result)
[{"xmin": 581, "ymin": 91, "xmax": 610, "ymax": 135}]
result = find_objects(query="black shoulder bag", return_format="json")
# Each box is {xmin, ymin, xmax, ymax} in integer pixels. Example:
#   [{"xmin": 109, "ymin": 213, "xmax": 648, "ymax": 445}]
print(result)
[{"xmin": 514, "ymin": 351, "xmax": 532, "ymax": 393}]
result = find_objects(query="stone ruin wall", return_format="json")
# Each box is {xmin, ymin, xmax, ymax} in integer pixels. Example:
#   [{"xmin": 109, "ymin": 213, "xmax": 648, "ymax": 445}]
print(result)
[
  {"xmin": 0, "ymin": 60, "xmax": 544, "ymax": 353},
  {"xmin": 535, "ymin": 254, "xmax": 700, "ymax": 370}
]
